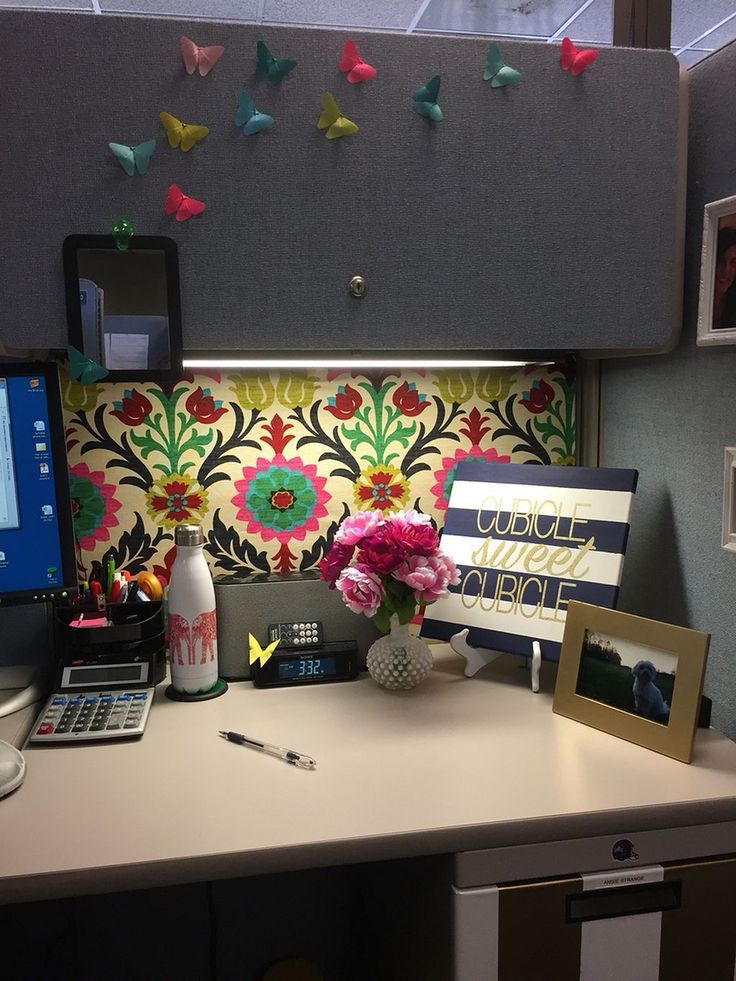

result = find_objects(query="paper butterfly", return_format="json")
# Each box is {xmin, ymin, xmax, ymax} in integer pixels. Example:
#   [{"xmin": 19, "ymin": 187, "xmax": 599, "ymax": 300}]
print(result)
[
  {"xmin": 560, "ymin": 36, "xmax": 599, "ymax": 75},
  {"xmin": 249, "ymin": 633, "xmax": 280, "ymax": 668},
  {"xmin": 317, "ymin": 92, "xmax": 358, "ymax": 140},
  {"xmin": 483, "ymin": 43, "xmax": 522, "ymax": 88},
  {"xmin": 159, "ymin": 112, "xmax": 209, "ymax": 152},
  {"xmin": 67, "ymin": 345, "xmax": 108, "ymax": 385},
  {"xmin": 163, "ymin": 184, "xmax": 206, "ymax": 222},
  {"xmin": 256, "ymin": 39, "xmax": 296, "ymax": 85},
  {"xmin": 108, "ymin": 139, "xmax": 156, "ymax": 176},
  {"xmin": 338, "ymin": 39, "xmax": 377, "ymax": 83},
  {"xmin": 412, "ymin": 75, "xmax": 443, "ymax": 121},
  {"xmin": 180, "ymin": 35, "xmax": 225, "ymax": 77},
  {"xmin": 234, "ymin": 91, "xmax": 274, "ymax": 135}
]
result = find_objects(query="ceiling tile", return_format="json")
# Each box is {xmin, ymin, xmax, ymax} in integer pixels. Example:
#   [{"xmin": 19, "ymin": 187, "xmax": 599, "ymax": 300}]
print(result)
[
  {"xmin": 691, "ymin": 14, "xmax": 736, "ymax": 52},
  {"xmin": 416, "ymin": 0, "xmax": 586, "ymax": 38},
  {"xmin": 564, "ymin": 0, "xmax": 611, "ymax": 43},
  {"xmin": 569, "ymin": 0, "xmax": 736, "ymax": 50},
  {"xmin": 671, "ymin": 1, "xmax": 736, "ymax": 49},
  {"xmin": 99, "ymin": 0, "xmax": 260, "ymax": 19},
  {"xmin": 676, "ymin": 47, "xmax": 712, "ymax": 67},
  {"xmin": 263, "ymin": 0, "xmax": 419, "ymax": 30},
  {"xmin": 0, "ymin": 0, "xmax": 91, "ymax": 7}
]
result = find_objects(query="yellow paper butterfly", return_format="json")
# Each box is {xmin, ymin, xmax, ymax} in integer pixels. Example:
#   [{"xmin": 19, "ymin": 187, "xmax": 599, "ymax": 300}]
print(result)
[
  {"xmin": 159, "ymin": 111, "xmax": 209, "ymax": 152},
  {"xmin": 248, "ymin": 633, "xmax": 280, "ymax": 668},
  {"xmin": 317, "ymin": 92, "xmax": 358, "ymax": 140}
]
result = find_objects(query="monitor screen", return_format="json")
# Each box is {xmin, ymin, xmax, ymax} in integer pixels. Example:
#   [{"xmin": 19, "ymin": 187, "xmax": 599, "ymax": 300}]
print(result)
[{"xmin": 0, "ymin": 363, "xmax": 77, "ymax": 605}]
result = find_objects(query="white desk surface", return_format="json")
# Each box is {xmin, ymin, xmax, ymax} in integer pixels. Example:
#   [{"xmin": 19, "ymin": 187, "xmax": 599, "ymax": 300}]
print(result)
[{"xmin": 1, "ymin": 648, "xmax": 736, "ymax": 904}]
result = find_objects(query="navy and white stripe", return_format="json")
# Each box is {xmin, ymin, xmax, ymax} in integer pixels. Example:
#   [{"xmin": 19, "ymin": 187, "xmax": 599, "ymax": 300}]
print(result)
[{"xmin": 421, "ymin": 462, "xmax": 638, "ymax": 662}]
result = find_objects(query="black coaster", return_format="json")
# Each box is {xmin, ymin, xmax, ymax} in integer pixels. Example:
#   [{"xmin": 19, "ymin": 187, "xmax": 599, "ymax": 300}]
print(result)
[{"xmin": 164, "ymin": 678, "xmax": 229, "ymax": 702}]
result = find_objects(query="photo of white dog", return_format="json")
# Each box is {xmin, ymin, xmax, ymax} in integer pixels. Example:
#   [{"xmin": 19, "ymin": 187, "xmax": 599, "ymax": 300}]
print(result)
[
  {"xmin": 631, "ymin": 659, "xmax": 671, "ymax": 724},
  {"xmin": 576, "ymin": 630, "xmax": 677, "ymax": 725}
]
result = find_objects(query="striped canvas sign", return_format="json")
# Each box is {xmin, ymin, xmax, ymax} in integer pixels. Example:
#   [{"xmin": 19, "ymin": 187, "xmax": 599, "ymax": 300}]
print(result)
[{"xmin": 421, "ymin": 461, "xmax": 638, "ymax": 662}]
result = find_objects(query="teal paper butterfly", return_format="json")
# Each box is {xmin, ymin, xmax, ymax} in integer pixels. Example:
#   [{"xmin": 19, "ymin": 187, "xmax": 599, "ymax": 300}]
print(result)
[
  {"xmin": 255, "ymin": 40, "xmax": 296, "ymax": 85},
  {"xmin": 108, "ymin": 139, "xmax": 156, "ymax": 176},
  {"xmin": 412, "ymin": 75, "xmax": 443, "ymax": 121},
  {"xmin": 235, "ymin": 91, "xmax": 274, "ymax": 135},
  {"xmin": 483, "ymin": 43, "xmax": 523, "ymax": 87},
  {"xmin": 68, "ymin": 346, "xmax": 109, "ymax": 385}
]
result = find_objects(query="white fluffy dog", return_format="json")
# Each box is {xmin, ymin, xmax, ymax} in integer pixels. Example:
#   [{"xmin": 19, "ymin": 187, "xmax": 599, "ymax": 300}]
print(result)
[{"xmin": 631, "ymin": 660, "xmax": 670, "ymax": 722}]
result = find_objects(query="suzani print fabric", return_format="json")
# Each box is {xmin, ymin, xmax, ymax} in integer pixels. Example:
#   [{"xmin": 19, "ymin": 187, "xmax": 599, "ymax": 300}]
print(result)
[{"xmin": 61, "ymin": 361, "xmax": 576, "ymax": 581}]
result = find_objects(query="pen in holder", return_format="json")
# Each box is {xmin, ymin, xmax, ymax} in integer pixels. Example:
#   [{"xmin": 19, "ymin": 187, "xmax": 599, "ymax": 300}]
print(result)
[{"xmin": 54, "ymin": 602, "xmax": 167, "ymax": 687}]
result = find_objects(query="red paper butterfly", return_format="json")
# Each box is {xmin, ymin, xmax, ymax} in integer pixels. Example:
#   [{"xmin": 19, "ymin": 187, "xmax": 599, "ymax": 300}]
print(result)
[
  {"xmin": 338, "ymin": 39, "xmax": 377, "ymax": 83},
  {"xmin": 560, "ymin": 36, "xmax": 599, "ymax": 76},
  {"xmin": 180, "ymin": 35, "xmax": 225, "ymax": 77},
  {"xmin": 164, "ymin": 184, "xmax": 206, "ymax": 222}
]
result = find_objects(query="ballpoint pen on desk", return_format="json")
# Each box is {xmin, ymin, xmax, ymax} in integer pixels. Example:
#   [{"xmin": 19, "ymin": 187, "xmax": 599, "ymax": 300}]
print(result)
[{"xmin": 218, "ymin": 730, "xmax": 317, "ymax": 770}]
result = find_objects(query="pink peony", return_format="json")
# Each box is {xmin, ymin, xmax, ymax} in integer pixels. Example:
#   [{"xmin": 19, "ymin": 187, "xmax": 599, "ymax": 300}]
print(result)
[
  {"xmin": 336, "ymin": 566, "xmax": 385, "ymax": 617},
  {"xmin": 394, "ymin": 554, "xmax": 461, "ymax": 605},
  {"xmin": 356, "ymin": 524, "xmax": 407, "ymax": 574},
  {"xmin": 388, "ymin": 509, "xmax": 432, "ymax": 526},
  {"xmin": 386, "ymin": 517, "xmax": 439, "ymax": 557},
  {"xmin": 334, "ymin": 510, "xmax": 383, "ymax": 547},
  {"xmin": 318, "ymin": 542, "xmax": 355, "ymax": 587}
]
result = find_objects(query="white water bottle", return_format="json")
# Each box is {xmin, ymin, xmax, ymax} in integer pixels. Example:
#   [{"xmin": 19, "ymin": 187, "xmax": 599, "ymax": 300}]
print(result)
[{"xmin": 167, "ymin": 525, "xmax": 218, "ymax": 694}]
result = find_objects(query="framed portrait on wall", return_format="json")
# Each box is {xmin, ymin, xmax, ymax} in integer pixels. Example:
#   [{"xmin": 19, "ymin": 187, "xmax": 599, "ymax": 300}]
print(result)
[{"xmin": 697, "ymin": 194, "xmax": 736, "ymax": 345}]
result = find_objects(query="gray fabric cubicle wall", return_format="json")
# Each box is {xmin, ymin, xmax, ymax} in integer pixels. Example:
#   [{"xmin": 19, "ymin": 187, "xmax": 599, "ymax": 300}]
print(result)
[
  {"xmin": 1, "ymin": 10, "xmax": 684, "ymax": 355},
  {"xmin": 600, "ymin": 41, "xmax": 736, "ymax": 739}
]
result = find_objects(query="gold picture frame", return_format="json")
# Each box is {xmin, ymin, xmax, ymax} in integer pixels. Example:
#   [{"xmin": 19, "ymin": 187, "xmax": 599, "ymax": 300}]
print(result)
[{"xmin": 553, "ymin": 601, "xmax": 710, "ymax": 764}]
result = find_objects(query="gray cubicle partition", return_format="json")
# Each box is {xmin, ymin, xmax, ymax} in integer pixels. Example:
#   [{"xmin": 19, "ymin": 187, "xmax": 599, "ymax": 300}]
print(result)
[{"xmin": 2, "ymin": 10, "xmax": 685, "ymax": 354}]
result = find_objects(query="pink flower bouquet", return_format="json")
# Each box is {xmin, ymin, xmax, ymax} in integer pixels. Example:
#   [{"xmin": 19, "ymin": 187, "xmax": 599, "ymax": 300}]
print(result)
[{"xmin": 319, "ymin": 509, "xmax": 460, "ymax": 634}]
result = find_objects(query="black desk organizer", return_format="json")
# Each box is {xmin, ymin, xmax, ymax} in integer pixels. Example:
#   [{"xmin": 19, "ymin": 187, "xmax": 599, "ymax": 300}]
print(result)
[{"xmin": 54, "ymin": 603, "xmax": 167, "ymax": 687}]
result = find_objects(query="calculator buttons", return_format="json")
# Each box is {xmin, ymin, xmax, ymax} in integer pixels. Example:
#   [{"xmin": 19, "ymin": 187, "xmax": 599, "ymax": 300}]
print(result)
[{"xmin": 30, "ymin": 690, "xmax": 153, "ymax": 742}]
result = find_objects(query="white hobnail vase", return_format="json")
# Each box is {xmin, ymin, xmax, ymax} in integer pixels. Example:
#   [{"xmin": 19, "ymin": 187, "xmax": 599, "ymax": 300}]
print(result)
[{"xmin": 366, "ymin": 613, "xmax": 433, "ymax": 691}]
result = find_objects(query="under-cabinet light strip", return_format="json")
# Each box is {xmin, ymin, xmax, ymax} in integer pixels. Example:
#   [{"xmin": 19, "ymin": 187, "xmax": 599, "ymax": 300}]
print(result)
[{"xmin": 182, "ymin": 358, "xmax": 540, "ymax": 369}]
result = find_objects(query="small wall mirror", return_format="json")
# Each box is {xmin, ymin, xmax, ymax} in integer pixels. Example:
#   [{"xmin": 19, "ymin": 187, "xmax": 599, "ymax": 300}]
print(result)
[{"xmin": 63, "ymin": 235, "xmax": 183, "ymax": 380}]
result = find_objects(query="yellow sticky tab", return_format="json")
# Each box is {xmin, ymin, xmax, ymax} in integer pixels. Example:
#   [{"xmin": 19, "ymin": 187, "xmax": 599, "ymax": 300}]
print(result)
[{"xmin": 249, "ymin": 633, "xmax": 280, "ymax": 667}]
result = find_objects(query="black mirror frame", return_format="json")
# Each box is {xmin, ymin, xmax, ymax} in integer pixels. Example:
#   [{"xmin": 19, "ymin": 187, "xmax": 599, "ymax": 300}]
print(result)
[{"xmin": 62, "ymin": 234, "xmax": 184, "ymax": 383}]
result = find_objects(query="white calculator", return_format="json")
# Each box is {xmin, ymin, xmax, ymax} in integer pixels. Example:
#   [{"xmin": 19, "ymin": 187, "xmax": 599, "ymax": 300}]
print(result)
[{"xmin": 30, "ymin": 688, "xmax": 154, "ymax": 743}]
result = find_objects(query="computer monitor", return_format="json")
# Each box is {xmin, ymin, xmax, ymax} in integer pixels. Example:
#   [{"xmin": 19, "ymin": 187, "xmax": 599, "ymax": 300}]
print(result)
[{"xmin": 0, "ymin": 362, "xmax": 77, "ymax": 606}]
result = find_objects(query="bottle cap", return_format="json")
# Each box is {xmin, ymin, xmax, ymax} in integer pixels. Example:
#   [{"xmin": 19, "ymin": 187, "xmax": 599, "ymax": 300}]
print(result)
[{"xmin": 174, "ymin": 524, "xmax": 204, "ymax": 547}]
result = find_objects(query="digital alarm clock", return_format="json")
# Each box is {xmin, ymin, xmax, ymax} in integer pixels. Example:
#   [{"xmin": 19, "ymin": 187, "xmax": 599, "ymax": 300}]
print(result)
[{"xmin": 252, "ymin": 640, "xmax": 359, "ymax": 688}]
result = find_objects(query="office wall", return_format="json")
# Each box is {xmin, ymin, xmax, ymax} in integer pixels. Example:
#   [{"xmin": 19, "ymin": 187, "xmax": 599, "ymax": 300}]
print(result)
[
  {"xmin": 60, "ymin": 360, "xmax": 575, "ymax": 582},
  {"xmin": 599, "ymin": 42, "xmax": 736, "ymax": 739},
  {"xmin": 2, "ymin": 9, "xmax": 684, "ymax": 354}
]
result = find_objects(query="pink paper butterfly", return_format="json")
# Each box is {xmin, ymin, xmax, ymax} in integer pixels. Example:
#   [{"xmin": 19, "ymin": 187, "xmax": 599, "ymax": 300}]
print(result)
[
  {"xmin": 164, "ymin": 184, "xmax": 206, "ymax": 222},
  {"xmin": 560, "ymin": 36, "xmax": 599, "ymax": 75},
  {"xmin": 180, "ymin": 35, "xmax": 225, "ymax": 77},
  {"xmin": 338, "ymin": 39, "xmax": 377, "ymax": 83}
]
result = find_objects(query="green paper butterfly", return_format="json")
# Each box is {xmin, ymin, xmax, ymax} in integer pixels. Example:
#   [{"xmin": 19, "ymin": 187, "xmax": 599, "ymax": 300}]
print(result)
[
  {"xmin": 483, "ymin": 44, "xmax": 523, "ymax": 87},
  {"xmin": 108, "ymin": 139, "xmax": 156, "ymax": 176},
  {"xmin": 412, "ymin": 75, "xmax": 443, "ymax": 121},
  {"xmin": 256, "ymin": 40, "xmax": 296, "ymax": 85},
  {"xmin": 68, "ymin": 346, "xmax": 108, "ymax": 385}
]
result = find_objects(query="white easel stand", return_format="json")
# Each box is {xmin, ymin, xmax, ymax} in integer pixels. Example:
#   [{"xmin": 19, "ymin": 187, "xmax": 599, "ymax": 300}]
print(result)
[{"xmin": 449, "ymin": 630, "xmax": 541, "ymax": 693}]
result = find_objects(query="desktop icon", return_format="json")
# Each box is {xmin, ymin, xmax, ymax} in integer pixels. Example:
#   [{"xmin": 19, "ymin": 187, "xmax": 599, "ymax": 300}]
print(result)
[
  {"xmin": 41, "ymin": 504, "xmax": 54, "ymax": 516},
  {"xmin": 39, "ymin": 462, "xmax": 49, "ymax": 475},
  {"xmin": 34, "ymin": 420, "xmax": 45, "ymax": 432},
  {"xmin": 0, "ymin": 552, "xmax": 5, "ymax": 562},
  {"xmin": 35, "ymin": 441, "xmax": 47, "ymax": 452},
  {"xmin": 29, "ymin": 378, "xmax": 40, "ymax": 389}
]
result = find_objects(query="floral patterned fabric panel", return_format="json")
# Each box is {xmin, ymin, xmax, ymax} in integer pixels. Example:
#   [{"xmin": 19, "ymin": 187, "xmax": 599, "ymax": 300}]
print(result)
[{"xmin": 62, "ymin": 361, "xmax": 576, "ymax": 581}]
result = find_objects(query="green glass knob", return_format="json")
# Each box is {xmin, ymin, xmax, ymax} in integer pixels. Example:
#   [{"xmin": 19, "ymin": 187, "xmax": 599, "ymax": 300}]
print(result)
[{"xmin": 111, "ymin": 217, "xmax": 134, "ymax": 251}]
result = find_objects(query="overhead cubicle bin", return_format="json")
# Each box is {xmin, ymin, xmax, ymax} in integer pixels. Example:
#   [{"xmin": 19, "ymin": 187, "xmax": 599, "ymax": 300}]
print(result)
[{"xmin": 1, "ymin": 11, "xmax": 686, "ymax": 355}]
